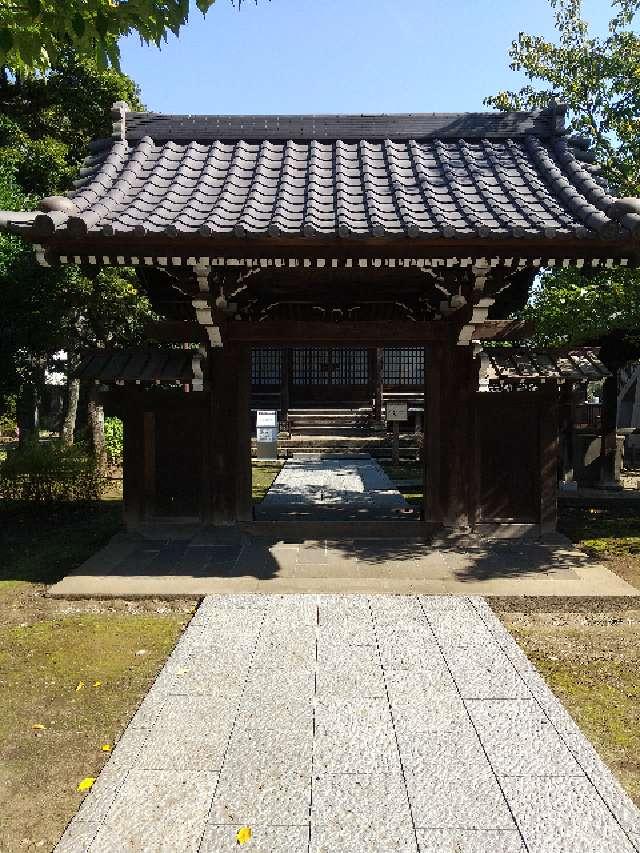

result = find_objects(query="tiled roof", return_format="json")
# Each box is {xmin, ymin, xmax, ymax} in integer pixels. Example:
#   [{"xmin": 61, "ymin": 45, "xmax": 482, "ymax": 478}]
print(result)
[
  {"xmin": 77, "ymin": 348, "xmax": 199, "ymax": 383},
  {"xmin": 480, "ymin": 347, "xmax": 609, "ymax": 385},
  {"xmin": 8, "ymin": 106, "xmax": 640, "ymax": 244}
]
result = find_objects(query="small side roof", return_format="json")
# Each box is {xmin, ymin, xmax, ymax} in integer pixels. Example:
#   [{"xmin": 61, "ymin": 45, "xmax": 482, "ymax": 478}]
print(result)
[
  {"xmin": 77, "ymin": 348, "xmax": 200, "ymax": 384},
  {"xmin": 479, "ymin": 347, "xmax": 609, "ymax": 385}
]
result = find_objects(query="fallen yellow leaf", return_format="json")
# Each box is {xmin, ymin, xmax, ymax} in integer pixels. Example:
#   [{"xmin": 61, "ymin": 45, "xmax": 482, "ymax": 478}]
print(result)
[
  {"xmin": 93, "ymin": 681, "xmax": 103, "ymax": 688},
  {"xmin": 75, "ymin": 681, "xmax": 85, "ymax": 692},
  {"xmin": 236, "ymin": 826, "xmax": 252, "ymax": 845},
  {"xmin": 31, "ymin": 724, "xmax": 46, "ymax": 731},
  {"xmin": 76, "ymin": 777, "xmax": 96, "ymax": 793},
  {"xmin": 101, "ymin": 744, "xmax": 111, "ymax": 752}
]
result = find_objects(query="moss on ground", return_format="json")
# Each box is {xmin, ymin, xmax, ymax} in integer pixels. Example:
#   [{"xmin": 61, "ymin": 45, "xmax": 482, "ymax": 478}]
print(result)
[
  {"xmin": 0, "ymin": 495, "xmax": 198, "ymax": 851},
  {"xmin": 252, "ymin": 460, "xmax": 283, "ymax": 503},
  {"xmin": 0, "ymin": 604, "xmax": 192, "ymax": 851},
  {"xmin": 559, "ymin": 501, "xmax": 640, "ymax": 589},
  {"xmin": 500, "ymin": 609, "xmax": 640, "ymax": 806},
  {"xmin": 0, "ymin": 500, "xmax": 124, "ymax": 589}
]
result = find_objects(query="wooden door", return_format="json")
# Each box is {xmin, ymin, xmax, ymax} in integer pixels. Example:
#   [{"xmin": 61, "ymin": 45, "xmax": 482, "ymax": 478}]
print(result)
[
  {"xmin": 476, "ymin": 394, "xmax": 539, "ymax": 522},
  {"xmin": 154, "ymin": 407, "xmax": 203, "ymax": 517}
]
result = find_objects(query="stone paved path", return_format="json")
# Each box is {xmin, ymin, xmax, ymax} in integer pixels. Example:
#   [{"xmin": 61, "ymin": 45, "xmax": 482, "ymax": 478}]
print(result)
[
  {"xmin": 255, "ymin": 456, "xmax": 412, "ymax": 520},
  {"xmin": 57, "ymin": 596, "xmax": 640, "ymax": 853}
]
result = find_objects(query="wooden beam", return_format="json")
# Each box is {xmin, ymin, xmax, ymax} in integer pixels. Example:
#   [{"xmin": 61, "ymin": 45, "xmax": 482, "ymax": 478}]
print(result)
[
  {"xmin": 469, "ymin": 319, "xmax": 535, "ymax": 340},
  {"xmin": 33, "ymin": 233, "xmax": 640, "ymax": 264},
  {"xmin": 144, "ymin": 320, "xmax": 207, "ymax": 343},
  {"xmin": 224, "ymin": 320, "xmax": 451, "ymax": 345}
]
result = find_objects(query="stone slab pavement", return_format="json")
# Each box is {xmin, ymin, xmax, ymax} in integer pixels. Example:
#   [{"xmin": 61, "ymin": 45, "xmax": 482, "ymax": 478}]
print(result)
[
  {"xmin": 254, "ymin": 456, "xmax": 414, "ymax": 521},
  {"xmin": 56, "ymin": 595, "xmax": 640, "ymax": 853},
  {"xmin": 48, "ymin": 530, "xmax": 639, "ymax": 597}
]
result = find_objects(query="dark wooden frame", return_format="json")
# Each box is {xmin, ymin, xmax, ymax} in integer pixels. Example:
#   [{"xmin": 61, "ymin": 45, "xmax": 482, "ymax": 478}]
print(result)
[{"xmin": 111, "ymin": 320, "xmax": 559, "ymax": 532}]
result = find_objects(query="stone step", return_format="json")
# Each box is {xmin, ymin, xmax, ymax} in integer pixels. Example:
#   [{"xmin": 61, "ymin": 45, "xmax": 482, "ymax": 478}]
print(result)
[{"xmin": 289, "ymin": 426, "xmax": 372, "ymax": 437}]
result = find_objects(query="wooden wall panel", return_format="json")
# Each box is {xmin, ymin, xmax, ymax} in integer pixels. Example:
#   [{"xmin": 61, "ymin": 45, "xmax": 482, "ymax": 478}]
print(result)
[
  {"xmin": 154, "ymin": 407, "xmax": 203, "ymax": 517},
  {"xmin": 476, "ymin": 394, "xmax": 540, "ymax": 522}
]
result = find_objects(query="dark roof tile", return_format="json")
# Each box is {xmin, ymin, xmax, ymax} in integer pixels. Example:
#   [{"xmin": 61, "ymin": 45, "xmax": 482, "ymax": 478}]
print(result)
[{"xmin": 5, "ymin": 108, "xmax": 637, "ymax": 244}]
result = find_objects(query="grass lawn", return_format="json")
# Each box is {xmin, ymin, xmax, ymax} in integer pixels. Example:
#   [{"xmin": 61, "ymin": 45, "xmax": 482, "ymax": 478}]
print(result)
[
  {"xmin": 0, "ymin": 497, "xmax": 195, "ymax": 852},
  {"xmin": 496, "ymin": 600, "xmax": 640, "ymax": 806},
  {"xmin": 252, "ymin": 459, "xmax": 283, "ymax": 503},
  {"xmin": 558, "ymin": 497, "xmax": 640, "ymax": 590},
  {"xmin": 494, "ymin": 498, "xmax": 640, "ymax": 808},
  {"xmin": 380, "ymin": 462, "xmax": 423, "ymax": 510},
  {"xmin": 0, "ymin": 460, "xmax": 281, "ymax": 851}
]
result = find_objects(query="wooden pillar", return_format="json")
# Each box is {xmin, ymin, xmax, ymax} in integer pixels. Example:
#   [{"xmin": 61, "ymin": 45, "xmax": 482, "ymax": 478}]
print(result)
[
  {"xmin": 423, "ymin": 344, "xmax": 442, "ymax": 524},
  {"xmin": 599, "ymin": 374, "xmax": 620, "ymax": 487},
  {"xmin": 280, "ymin": 347, "xmax": 290, "ymax": 434},
  {"xmin": 439, "ymin": 342, "xmax": 478, "ymax": 529},
  {"xmin": 373, "ymin": 347, "xmax": 384, "ymax": 424},
  {"xmin": 207, "ymin": 343, "xmax": 252, "ymax": 525},
  {"xmin": 539, "ymin": 386, "xmax": 559, "ymax": 533},
  {"xmin": 559, "ymin": 384, "xmax": 575, "ymax": 482},
  {"xmin": 122, "ymin": 391, "xmax": 145, "ymax": 528}
]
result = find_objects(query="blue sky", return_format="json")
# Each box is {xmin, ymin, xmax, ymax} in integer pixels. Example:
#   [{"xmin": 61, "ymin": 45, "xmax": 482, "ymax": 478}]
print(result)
[{"xmin": 119, "ymin": 0, "xmax": 613, "ymax": 115}]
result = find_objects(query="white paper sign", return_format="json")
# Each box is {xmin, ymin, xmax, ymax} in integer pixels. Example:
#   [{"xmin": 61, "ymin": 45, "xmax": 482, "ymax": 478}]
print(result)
[
  {"xmin": 256, "ymin": 410, "xmax": 278, "ymax": 427},
  {"xmin": 386, "ymin": 402, "xmax": 408, "ymax": 422},
  {"xmin": 257, "ymin": 426, "xmax": 278, "ymax": 443}
]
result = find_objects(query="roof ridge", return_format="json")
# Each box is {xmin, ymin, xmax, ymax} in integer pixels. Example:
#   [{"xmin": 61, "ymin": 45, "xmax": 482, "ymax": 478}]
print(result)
[{"xmin": 111, "ymin": 104, "xmax": 567, "ymax": 143}]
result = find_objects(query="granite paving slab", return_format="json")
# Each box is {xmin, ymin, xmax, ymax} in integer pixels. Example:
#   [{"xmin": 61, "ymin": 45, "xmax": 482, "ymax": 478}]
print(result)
[
  {"xmin": 254, "ymin": 455, "xmax": 412, "ymax": 520},
  {"xmin": 49, "ymin": 529, "xmax": 640, "ymax": 597},
  {"xmin": 56, "ymin": 594, "xmax": 640, "ymax": 853}
]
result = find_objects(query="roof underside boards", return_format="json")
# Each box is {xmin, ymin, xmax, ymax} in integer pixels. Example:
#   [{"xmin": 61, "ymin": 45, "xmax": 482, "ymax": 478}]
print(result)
[
  {"xmin": 8, "ymin": 108, "xmax": 639, "ymax": 248},
  {"xmin": 77, "ymin": 349, "xmax": 198, "ymax": 383},
  {"xmin": 480, "ymin": 347, "xmax": 609, "ymax": 383}
]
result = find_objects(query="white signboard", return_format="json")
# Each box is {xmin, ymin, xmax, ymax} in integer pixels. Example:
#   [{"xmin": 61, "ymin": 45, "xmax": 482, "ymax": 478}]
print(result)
[
  {"xmin": 256, "ymin": 410, "xmax": 278, "ymax": 427},
  {"xmin": 257, "ymin": 426, "xmax": 278, "ymax": 443},
  {"xmin": 386, "ymin": 402, "xmax": 408, "ymax": 422}
]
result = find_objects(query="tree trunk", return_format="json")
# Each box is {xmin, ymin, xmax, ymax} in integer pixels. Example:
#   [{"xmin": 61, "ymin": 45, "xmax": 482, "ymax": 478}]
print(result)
[
  {"xmin": 16, "ymin": 381, "xmax": 40, "ymax": 446},
  {"xmin": 62, "ymin": 376, "xmax": 80, "ymax": 445},
  {"xmin": 87, "ymin": 384, "xmax": 107, "ymax": 472}
]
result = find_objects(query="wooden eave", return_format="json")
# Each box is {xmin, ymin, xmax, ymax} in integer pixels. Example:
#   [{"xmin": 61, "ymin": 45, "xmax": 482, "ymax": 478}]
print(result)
[{"xmin": 31, "ymin": 234, "xmax": 640, "ymax": 266}]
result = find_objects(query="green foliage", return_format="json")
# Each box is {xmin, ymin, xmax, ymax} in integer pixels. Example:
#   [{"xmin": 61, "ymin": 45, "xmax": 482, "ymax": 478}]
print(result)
[
  {"xmin": 485, "ymin": 0, "xmax": 640, "ymax": 195},
  {"xmin": 104, "ymin": 416, "xmax": 123, "ymax": 465},
  {"xmin": 0, "ymin": 52, "xmax": 154, "ymax": 409},
  {"xmin": 487, "ymin": 0, "xmax": 640, "ymax": 351},
  {"xmin": 0, "ymin": 440, "xmax": 104, "ymax": 502},
  {"xmin": 524, "ymin": 266, "xmax": 640, "ymax": 348},
  {"xmin": 0, "ymin": 394, "xmax": 17, "ymax": 436},
  {"xmin": 0, "ymin": 0, "xmax": 222, "ymax": 73},
  {"xmin": 0, "ymin": 51, "xmax": 143, "ymax": 198}
]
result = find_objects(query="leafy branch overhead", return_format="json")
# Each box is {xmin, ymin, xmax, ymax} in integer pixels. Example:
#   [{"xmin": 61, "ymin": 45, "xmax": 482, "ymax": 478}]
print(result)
[
  {"xmin": 0, "ymin": 0, "xmax": 251, "ymax": 73},
  {"xmin": 487, "ymin": 0, "xmax": 640, "ymax": 352},
  {"xmin": 485, "ymin": 0, "xmax": 640, "ymax": 197}
]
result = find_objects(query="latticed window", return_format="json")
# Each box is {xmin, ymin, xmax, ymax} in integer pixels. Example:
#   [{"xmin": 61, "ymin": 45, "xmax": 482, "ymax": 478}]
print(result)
[
  {"xmin": 251, "ymin": 348, "xmax": 282, "ymax": 384},
  {"xmin": 383, "ymin": 348, "xmax": 424, "ymax": 385},
  {"xmin": 292, "ymin": 348, "xmax": 369, "ymax": 385}
]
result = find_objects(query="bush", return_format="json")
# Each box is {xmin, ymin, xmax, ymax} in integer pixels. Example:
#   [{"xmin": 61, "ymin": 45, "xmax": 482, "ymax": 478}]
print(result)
[
  {"xmin": 0, "ymin": 395, "xmax": 17, "ymax": 438},
  {"xmin": 0, "ymin": 440, "xmax": 105, "ymax": 502},
  {"xmin": 104, "ymin": 416, "xmax": 124, "ymax": 466}
]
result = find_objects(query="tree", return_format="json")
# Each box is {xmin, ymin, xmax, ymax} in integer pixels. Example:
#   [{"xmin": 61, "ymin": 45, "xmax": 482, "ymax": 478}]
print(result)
[
  {"xmin": 0, "ymin": 0, "xmax": 221, "ymax": 73},
  {"xmin": 486, "ymin": 0, "xmax": 640, "ymax": 197},
  {"xmin": 0, "ymin": 52, "xmax": 154, "ymax": 449},
  {"xmin": 486, "ymin": 0, "xmax": 640, "ymax": 483}
]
